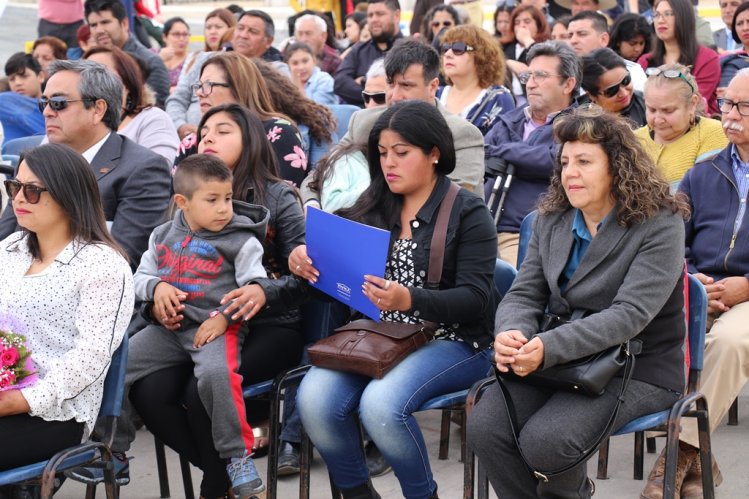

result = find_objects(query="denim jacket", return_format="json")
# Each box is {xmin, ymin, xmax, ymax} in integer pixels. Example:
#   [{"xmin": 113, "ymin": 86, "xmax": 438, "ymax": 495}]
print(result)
[{"xmin": 394, "ymin": 176, "xmax": 498, "ymax": 349}]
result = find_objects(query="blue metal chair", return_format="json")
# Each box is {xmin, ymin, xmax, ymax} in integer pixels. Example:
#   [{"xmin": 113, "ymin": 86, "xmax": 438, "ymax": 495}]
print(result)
[
  {"xmin": 328, "ymin": 104, "xmax": 360, "ymax": 144},
  {"xmin": 517, "ymin": 210, "xmax": 537, "ymax": 268},
  {"xmin": 595, "ymin": 274, "xmax": 714, "ymax": 497},
  {"xmin": 0, "ymin": 337, "xmax": 129, "ymax": 499},
  {"xmin": 2, "ymin": 135, "xmax": 43, "ymax": 157}
]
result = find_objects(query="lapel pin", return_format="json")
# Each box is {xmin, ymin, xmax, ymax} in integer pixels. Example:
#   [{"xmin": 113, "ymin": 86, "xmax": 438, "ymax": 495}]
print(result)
[{"xmin": 99, "ymin": 167, "xmax": 110, "ymax": 174}]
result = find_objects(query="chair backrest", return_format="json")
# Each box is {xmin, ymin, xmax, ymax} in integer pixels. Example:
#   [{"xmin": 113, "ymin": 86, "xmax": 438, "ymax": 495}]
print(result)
[
  {"xmin": 329, "ymin": 104, "xmax": 360, "ymax": 143},
  {"xmin": 686, "ymin": 273, "xmax": 707, "ymax": 374},
  {"xmin": 98, "ymin": 336, "xmax": 129, "ymax": 418},
  {"xmin": 2, "ymin": 135, "xmax": 43, "ymax": 157},
  {"xmin": 2, "ymin": 154, "xmax": 19, "ymax": 168},
  {"xmin": 517, "ymin": 210, "xmax": 537, "ymax": 268},
  {"xmin": 493, "ymin": 258, "xmax": 517, "ymax": 299}
]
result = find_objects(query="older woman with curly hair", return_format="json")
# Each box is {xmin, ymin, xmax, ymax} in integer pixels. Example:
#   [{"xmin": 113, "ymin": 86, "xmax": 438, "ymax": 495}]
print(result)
[
  {"xmin": 468, "ymin": 107, "xmax": 690, "ymax": 498},
  {"xmin": 437, "ymin": 24, "xmax": 515, "ymax": 136}
]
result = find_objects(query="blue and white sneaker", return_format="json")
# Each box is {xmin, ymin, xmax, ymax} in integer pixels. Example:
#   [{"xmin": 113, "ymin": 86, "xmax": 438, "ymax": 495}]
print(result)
[{"xmin": 226, "ymin": 450, "xmax": 265, "ymax": 499}]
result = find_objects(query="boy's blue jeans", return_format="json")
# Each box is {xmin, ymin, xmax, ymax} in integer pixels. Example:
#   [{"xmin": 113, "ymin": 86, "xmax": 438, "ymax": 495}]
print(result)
[{"xmin": 297, "ymin": 339, "xmax": 493, "ymax": 499}]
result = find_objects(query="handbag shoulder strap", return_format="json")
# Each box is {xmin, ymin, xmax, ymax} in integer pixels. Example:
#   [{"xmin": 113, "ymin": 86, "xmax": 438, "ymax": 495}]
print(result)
[
  {"xmin": 427, "ymin": 181, "xmax": 460, "ymax": 289},
  {"xmin": 494, "ymin": 344, "xmax": 637, "ymax": 482}
]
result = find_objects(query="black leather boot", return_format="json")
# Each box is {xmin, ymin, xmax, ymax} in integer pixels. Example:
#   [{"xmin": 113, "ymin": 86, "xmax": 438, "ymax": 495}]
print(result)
[{"xmin": 340, "ymin": 480, "xmax": 382, "ymax": 499}]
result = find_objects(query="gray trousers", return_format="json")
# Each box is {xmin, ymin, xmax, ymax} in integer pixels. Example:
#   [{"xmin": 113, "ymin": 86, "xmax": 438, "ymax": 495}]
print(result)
[
  {"xmin": 466, "ymin": 376, "xmax": 680, "ymax": 498},
  {"xmin": 108, "ymin": 322, "xmax": 253, "ymax": 459}
]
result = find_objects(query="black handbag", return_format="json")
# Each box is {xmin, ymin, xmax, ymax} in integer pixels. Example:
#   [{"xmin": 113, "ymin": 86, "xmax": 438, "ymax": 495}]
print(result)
[{"xmin": 495, "ymin": 311, "xmax": 641, "ymax": 481}]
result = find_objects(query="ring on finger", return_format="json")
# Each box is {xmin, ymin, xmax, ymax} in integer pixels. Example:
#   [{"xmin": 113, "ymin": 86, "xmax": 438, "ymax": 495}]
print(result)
[
  {"xmin": 384, "ymin": 280, "xmax": 392, "ymax": 290},
  {"xmin": 377, "ymin": 298, "xmax": 382, "ymax": 305},
  {"xmin": 248, "ymin": 300, "xmax": 255, "ymax": 308},
  {"xmin": 295, "ymin": 264, "xmax": 301, "ymax": 272}
]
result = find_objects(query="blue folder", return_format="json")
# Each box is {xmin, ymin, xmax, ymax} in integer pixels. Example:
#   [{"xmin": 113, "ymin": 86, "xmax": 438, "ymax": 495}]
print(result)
[{"xmin": 306, "ymin": 207, "xmax": 390, "ymax": 321}]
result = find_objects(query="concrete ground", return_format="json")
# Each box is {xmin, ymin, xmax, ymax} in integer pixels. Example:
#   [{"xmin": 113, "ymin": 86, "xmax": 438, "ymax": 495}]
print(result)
[{"xmin": 40, "ymin": 382, "xmax": 749, "ymax": 498}]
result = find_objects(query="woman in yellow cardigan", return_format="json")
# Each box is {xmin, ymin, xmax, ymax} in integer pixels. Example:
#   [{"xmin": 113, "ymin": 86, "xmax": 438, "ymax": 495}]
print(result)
[{"xmin": 635, "ymin": 64, "xmax": 728, "ymax": 189}]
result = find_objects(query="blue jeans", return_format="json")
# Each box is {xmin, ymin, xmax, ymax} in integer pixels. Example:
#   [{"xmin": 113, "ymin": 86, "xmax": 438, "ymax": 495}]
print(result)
[{"xmin": 298, "ymin": 339, "xmax": 493, "ymax": 499}]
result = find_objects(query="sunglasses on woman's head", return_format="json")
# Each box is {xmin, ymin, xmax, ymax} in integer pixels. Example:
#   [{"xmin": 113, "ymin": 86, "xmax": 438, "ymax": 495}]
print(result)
[
  {"xmin": 4, "ymin": 180, "xmax": 48, "ymax": 204},
  {"xmin": 645, "ymin": 67, "xmax": 696, "ymax": 94},
  {"xmin": 37, "ymin": 96, "xmax": 94, "ymax": 113},
  {"xmin": 362, "ymin": 91, "xmax": 387, "ymax": 105},
  {"xmin": 600, "ymin": 72, "xmax": 632, "ymax": 98},
  {"xmin": 440, "ymin": 41, "xmax": 475, "ymax": 56}
]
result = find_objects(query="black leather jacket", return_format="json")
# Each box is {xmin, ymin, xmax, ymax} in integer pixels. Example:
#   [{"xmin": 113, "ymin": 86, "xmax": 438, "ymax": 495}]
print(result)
[
  {"xmin": 393, "ymin": 176, "xmax": 498, "ymax": 349},
  {"xmin": 248, "ymin": 181, "xmax": 306, "ymax": 326}
]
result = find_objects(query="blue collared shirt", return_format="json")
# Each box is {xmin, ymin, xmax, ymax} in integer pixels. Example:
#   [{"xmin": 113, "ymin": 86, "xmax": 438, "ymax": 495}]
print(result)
[
  {"xmin": 731, "ymin": 144, "xmax": 749, "ymax": 233},
  {"xmin": 560, "ymin": 210, "xmax": 604, "ymax": 292}
]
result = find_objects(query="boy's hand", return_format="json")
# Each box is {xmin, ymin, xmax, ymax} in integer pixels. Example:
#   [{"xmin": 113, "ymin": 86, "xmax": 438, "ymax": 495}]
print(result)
[
  {"xmin": 154, "ymin": 282, "xmax": 187, "ymax": 323},
  {"xmin": 194, "ymin": 314, "xmax": 229, "ymax": 348}
]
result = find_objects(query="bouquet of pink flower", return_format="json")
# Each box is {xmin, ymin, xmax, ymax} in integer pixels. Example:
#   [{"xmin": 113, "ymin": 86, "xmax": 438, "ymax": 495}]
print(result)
[{"xmin": 0, "ymin": 329, "xmax": 35, "ymax": 391}]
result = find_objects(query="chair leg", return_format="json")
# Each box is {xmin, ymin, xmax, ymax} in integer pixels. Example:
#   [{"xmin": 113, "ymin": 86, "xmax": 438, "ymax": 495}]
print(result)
[
  {"xmin": 728, "ymin": 398, "xmax": 738, "ymax": 426},
  {"xmin": 476, "ymin": 461, "xmax": 489, "ymax": 499},
  {"xmin": 85, "ymin": 483, "xmax": 97, "ymax": 499},
  {"xmin": 463, "ymin": 443, "xmax": 475, "ymax": 499},
  {"xmin": 459, "ymin": 409, "xmax": 467, "ymax": 463},
  {"xmin": 697, "ymin": 409, "xmax": 715, "ymax": 499},
  {"xmin": 438, "ymin": 409, "xmax": 451, "ymax": 460},
  {"xmin": 646, "ymin": 436, "xmax": 657, "ymax": 454},
  {"xmin": 178, "ymin": 455, "xmax": 195, "ymax": 499},
  {"xmin": 153, "ymin": 437, "xmax": 171, "ymax": 498},
  {"xmin": 300, "ymin": 431, "xmax": 313, "ymax": 499},
  {"xmin": 634, "ymin": 431, "xmax": 644, "ymax": 480},
  {"xmin": 596, "ymin": 438, "xmax": 609, "ymax": 480}
]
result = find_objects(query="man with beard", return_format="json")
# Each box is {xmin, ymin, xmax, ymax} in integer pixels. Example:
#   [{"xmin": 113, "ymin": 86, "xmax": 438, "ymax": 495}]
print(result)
[
  {"xmin": 334, "ymin": 0, "xmax": 403, "ymax": 106},
  {"xmin": 640, "ymin": 68, "xmax": 749, "ymax": 499}
]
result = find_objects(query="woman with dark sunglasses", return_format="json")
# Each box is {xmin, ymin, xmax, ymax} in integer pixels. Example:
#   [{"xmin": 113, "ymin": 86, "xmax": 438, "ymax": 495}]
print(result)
[
  {"xmin": 437, "ymin": 24, "xmax": 515, "ymax": 136},
  {"xmin": 582, "ymin": 48, "xmax": 647, "ymax": 128},
  {"xmin": 361, "ymin": 58, "xmax": 388, "ymax": 110},
  {"xmin": 420, "ymin": 4, "xmax": 461, "ymax": 45},
  {"xmin": 0, "ymin": 144, "xmax": 133, "ymax": 473}
]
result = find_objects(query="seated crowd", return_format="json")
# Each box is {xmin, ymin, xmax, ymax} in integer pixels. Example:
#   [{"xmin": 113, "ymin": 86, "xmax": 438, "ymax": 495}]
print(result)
[{"xmin": 1, "ymin": 0, "xmax": 748, "ymax": 498}]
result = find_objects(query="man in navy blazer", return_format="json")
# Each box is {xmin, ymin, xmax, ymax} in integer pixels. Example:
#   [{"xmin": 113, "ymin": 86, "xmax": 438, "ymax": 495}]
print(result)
[{"xmin": 0, "ymin": 59, "xmax": 171, "ymax": 270}]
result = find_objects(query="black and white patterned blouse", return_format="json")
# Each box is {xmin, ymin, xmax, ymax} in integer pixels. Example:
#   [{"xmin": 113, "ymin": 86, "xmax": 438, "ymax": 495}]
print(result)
[
  {"xmin": 381, "ymin": 238, "xmax": 461, "ymax": 342},
  {"xmin": 0, "ymin": 233, "xmax": 134, "ymax": 438}
]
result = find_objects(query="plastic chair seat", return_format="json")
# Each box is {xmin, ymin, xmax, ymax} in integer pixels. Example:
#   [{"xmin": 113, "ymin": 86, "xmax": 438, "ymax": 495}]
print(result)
[
  {"xmin": 0, "ymin": 451, "xmax": 96, "ymax": 485},
  {"xmin": 613, "ymin": 410, "xmax": 670, "ymax": 436},
  {"xmin": 242, "ymin": 379, "xmax": 274, "ymax": 398},
  {"xmin": 418, "ymin": 389, "xmax": 470, "ymax": 411}
]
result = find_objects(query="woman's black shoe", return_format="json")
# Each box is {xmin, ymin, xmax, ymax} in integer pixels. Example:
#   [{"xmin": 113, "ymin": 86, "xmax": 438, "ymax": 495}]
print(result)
[
  {"xmin": 364, "ymin": 441, "xmax": 392, "ymax": 477},
  {"xmin": 277, "ymin": 441, "xmax": 301, "ymax": 476}
]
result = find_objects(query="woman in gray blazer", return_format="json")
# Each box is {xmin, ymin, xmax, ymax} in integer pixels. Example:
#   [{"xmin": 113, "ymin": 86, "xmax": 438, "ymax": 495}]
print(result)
[{"xmin": 467, "ymin": 108, "xmax": 690, "ymax": 498}]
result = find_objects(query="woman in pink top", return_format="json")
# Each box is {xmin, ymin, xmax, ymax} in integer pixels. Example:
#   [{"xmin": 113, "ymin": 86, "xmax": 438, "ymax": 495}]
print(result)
[{"xmin": 638, "ymin": 0, "xmax": 720, "ymax": 115}]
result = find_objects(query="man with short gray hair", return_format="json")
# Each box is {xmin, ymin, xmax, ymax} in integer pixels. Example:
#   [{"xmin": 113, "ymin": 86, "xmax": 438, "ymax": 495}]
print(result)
[
  {"xmin": 293, "ymin": 13, "xmax": 341, "ymax": 75},
  {"xmin": 0, "ymin": 59, "xmax": 171, "ymax": 269},
  {"xmin": 484, "ymin": 40, "xmax": 580, "ymax": 267}
]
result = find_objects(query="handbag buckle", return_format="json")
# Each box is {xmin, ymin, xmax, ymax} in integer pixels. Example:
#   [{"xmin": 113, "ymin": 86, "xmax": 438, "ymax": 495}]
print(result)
[{"xmin": 533, "ymin": 471, "xmax": 549, "ymax": 482}]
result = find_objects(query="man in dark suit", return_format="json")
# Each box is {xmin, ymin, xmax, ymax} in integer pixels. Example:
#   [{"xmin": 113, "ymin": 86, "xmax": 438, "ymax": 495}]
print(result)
[{"xmin": 0, "ymin": 59, "xmax": 171, "ymax": 271}]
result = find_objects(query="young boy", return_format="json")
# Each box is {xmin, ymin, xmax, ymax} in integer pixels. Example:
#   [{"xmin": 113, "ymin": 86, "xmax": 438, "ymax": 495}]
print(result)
[
  {"xmin": 4, "ymin": 52, "xmax": 44, "ymax": 99},
  {"xmin": 70, "ymin": 155, "xmax": 270, "ymax": 498}
]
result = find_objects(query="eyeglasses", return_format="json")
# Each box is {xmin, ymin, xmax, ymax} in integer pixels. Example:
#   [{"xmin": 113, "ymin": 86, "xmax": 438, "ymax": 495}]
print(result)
[
  {"xmin": 652, "ymin": 10, "xmax": 675, "ymax": 20},
  {"xmin": 4, "ymin": 180, "xmax": 48, "ymax": 204},
  {"xmin": 518, "ymin": 70, "xmax": 562, "ymax": 85},
  {"xmin": 168, "ymin": 31, "xmax": 191, "ymax": 38},
  {"xmin": 600, "ymin": 72, "xmax": 632, "ymax": 98},
  {"xmin": 431, "ymin": 20, "xmax": 454, "ymax": 29},
  {"xmin": 441, "ymin": 41, "xmax": 475, "ymax": 56},
  {"xmin": 645, "ymin": 67, "xmax": 695, "ymax": 94},
  {"xmin": 38, "ymin": 96, "xmax": 94, "ymax": 113},
  {"xmin": 191, "ymin": 80, "xmax": 231, "ymax": 95},
  {"xmin": 718, "ymin": 98, "xmax": 749, "ymax": 116},
  {"xmin": 362, "ymin": 90, "xmax": 386, "ymax": 105}
]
